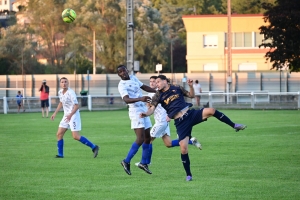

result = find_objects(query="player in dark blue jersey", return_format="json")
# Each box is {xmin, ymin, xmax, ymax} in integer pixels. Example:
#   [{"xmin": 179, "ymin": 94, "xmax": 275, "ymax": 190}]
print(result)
[{"xmin": 140, "ymin": 75, "xmax": 246, "ymax": 181}]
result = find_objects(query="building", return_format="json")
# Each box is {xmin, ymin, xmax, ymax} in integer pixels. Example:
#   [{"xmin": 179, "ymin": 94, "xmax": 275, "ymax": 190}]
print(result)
[
  {"xmin": 0, "ymin": 0, "xmax": 17, "ymax": 12},
  {"xmin": 182, "ymin": 14, "xmax": 273, "ymax": 73}
]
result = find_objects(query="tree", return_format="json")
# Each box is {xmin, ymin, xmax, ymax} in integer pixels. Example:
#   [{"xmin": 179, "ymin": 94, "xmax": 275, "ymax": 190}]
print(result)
[
  {"xmin": 259, "ymin": 0, "xmax": 300, "ymax": 72},
  {"xmin": 26, "ymin": 0, "xmax": 67, "ymax": 72},
  {"xmin": 0, "ymin": 25, "xmax": 43, "ymax": 75}
]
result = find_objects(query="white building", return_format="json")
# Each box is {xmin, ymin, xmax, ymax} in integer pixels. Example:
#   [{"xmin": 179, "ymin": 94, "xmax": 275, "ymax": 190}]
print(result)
[{"xmin": 0, "ymin": 0, "xmax": 18, "ymax": 12}]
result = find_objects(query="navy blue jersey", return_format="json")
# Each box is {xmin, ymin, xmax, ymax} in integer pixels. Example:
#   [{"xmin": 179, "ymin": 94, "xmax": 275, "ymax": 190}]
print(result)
[{"xmin": 151, "ymin": 84, "xmax": 191, "ymax": 119}]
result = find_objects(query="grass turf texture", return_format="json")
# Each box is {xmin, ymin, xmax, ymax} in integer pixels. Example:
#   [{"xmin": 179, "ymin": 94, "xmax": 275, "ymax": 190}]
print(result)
[{"xmin": 0, "ymin": 110, "xmax": 299, "ymax": 200}]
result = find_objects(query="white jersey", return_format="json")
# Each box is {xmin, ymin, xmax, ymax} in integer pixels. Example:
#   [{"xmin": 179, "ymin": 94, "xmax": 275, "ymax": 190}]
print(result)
[
  {"xmin": 118, "ymin": 75, "xmax": 147, "ymax": 112},
  {"xmin": 193, "ymin": 83, "xmax": 201, "ymax": 95},
  {"xmin": 148, "ymin": 93, "xmax": 167, "ymax": 123},
  {"xmin": 58, "ymin": 88, "xmax": 79, "ymax": 115}
]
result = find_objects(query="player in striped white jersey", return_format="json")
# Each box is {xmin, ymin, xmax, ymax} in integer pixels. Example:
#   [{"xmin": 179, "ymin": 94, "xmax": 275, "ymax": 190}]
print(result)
[
  {"xmin": 51, "ymin": 77, "xmax": 99, "ymax": 158},
  {"xmin": 135, "ymin": 76, "xmax": 202, "ymax": 166},
  {"xmin": 117, "ymin": 65, "xmax": 156, "ymax": 175}
]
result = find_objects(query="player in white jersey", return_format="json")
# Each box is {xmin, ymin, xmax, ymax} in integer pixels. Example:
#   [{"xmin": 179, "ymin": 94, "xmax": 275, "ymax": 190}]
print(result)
[
  {"xmin": 51, "ymin": 77, "xmax": 99, "ymax": 158},
  {"xmin": 135, "ymin": 76, "xmax": 202, "ymax": 166},
  {"xmin": 117, "ymin": 65, "xmax": 156, "ymax": 175}
]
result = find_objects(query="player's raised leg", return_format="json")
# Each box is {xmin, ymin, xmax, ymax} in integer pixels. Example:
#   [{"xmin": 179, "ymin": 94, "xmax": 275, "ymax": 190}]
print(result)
[
  {"xmin": 202, "ymin": 108, "xmax": 247, "ymax": 132},
  {"xmin": 72, "ymin": 131, "xmax": 99, "ymax": 158}
]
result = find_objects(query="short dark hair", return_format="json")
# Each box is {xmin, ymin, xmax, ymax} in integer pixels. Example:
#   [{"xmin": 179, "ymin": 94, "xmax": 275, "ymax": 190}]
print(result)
[
  {"xmin": 150, "ymin": 76, "xmax": 157, "ymax": 79},
  {"xmin": 117, "ymin": 65, "xmax": 126, "ymax": 70},
  {"xmin": 157, "ymin": 75, "xmax": 170, "ymax": 83},
  {"xmin": 157, "ymin": 75, "xmax": 167, "ymax": 80},
  {"xmin": 195, "ymin": 80, "xmax": 199, "ymax": 84}
]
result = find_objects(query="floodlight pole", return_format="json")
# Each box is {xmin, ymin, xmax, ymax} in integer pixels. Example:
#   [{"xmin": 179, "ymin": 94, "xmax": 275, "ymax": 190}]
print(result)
[
  {"xmin": 93, "ymin": 30, "xmax": 96, "ymax": 75},
  {"xmin": 126, "ymin": 0, "xmax": 134, "ymax": 75},
  {"xmin": 226, "ymin": 0, "xmax": 232, "ymax": 103}
]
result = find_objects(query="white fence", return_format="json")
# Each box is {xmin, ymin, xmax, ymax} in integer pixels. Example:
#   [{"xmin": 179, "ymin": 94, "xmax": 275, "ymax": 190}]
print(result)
[{"xmin": 1, "ymin": 92, "xmax": 300, "ymax": 114}]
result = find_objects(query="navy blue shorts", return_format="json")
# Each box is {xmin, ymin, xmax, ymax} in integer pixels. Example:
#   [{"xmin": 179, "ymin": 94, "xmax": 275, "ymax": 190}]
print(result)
[
  {"xmin": 174, "ymin": 108, "xmax": 206, "ymax": 142},
  {"xmin": 41, "ymin": 99, "xmax": 49, "ymax": 108}
]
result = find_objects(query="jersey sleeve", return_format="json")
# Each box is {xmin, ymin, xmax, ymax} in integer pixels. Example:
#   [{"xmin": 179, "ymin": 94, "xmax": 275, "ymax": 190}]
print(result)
[
  {"xmin": 118, "ymin": 82, "xmax": 128, "ymax": 99},
  {"xmin": 132, "ymin": 75, "xmax": 143, "ymax": 87}
]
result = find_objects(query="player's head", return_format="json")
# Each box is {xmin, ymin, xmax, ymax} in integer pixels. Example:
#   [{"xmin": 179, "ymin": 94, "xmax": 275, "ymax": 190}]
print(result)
[
  {"xmin": 156, "ymin": 75, "xmax": 169, "ymax": 91},
  {"xmin": 60, "ymin": 77, "xmax": 69, "ymax": 89},
  {"xmin": 195, "ymin": 80, "xmax": 199, "ymax": 84},
  {"xmin": 18, "ymin": 91, "xmax": 21, "ymax": 94},
  {"xmin": 117, "ymin": 65, "xmax": 130, "ymax": 80},
  {"xmin": 149, "ymin": 75, "xmax": 157, "ymax": 89}
]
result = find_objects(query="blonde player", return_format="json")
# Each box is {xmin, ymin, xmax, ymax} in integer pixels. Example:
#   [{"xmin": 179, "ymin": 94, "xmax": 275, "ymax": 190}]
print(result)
[{"xmin": 51, "ymin": 77, "xmax": 99, "ymax": 158}]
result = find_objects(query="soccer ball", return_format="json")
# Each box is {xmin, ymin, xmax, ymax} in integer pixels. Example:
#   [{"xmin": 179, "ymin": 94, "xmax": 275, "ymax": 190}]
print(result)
[{"xmin": 62, "ymin": 8, "xmax": 76, "ymax": 23}]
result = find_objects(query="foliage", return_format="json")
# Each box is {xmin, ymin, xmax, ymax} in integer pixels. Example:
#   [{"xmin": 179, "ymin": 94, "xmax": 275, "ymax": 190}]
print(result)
[
  {"xmin": 26, "ymin": 0, "xmax": 67, "ymax": 72},
  {"xmin": 0, "ymin": 25, "xmax": 43, "ymax": 75},
  {"xmin": 259, "ymin": 0, "xmax": 300, "ymax": 72},
  {"xmin": 0, "ymin": 0, "xmax": 279, "ymax": 74}
]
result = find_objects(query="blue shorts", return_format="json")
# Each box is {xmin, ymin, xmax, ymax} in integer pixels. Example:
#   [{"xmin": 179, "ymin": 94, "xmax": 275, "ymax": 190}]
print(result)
[{"xmin": 174, "ymin": 108, "xmax": 206, "ymax": 142}]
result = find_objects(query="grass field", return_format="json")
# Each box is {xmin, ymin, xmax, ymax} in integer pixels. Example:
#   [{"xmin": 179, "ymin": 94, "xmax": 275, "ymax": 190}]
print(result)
[{"xmin": 0, "ymin": 109, "xmax": 299, "ymax": 200}]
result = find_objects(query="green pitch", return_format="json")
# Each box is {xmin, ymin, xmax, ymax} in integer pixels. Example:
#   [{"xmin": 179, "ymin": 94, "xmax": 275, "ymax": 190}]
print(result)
[{"xmin": 0, "ymin": 110, "xmax": 299, "ymax": 200}]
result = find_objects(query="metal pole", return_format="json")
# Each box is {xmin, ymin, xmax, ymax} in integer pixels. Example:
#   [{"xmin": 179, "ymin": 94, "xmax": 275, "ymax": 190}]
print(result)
[
  {"xmin": 87, "ymin": 70, "xmax": 90, "ymax": 94},
  {"xmin": 226, "ymin": 0, "xmax": 232, "ymax": 103},
  {"xmin": 171, "ymin": 37, "xmax": 173, "ymax": 82},
  {"xmin": 126, "ymin": 0, "xmax": 134, "ymax": 75},
  {"xmin": 93, "ymin": 30, "xmax": 96, "ymax": 75}
]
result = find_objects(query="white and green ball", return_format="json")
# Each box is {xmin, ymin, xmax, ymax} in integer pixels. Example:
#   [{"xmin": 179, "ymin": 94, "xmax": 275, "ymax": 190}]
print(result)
[{"xmin": 62, "ymin": 8, "xmax": 76, "ymax": 23}]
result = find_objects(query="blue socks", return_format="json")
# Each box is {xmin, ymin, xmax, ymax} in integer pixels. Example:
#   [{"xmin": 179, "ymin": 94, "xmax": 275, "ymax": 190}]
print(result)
[
  {"xmin": 125, "ymin": 142, "xmax": 140, "ymax": 163},
  {"xmin": 213, "ymin": 110, "xmax": 235, "ymax": 128},
  {"xmin": 79, "ymin": 136, "xmax": 96, "ymax": 149},
  {"xmin": 172, "ymin": 140, "xmax": 179, "ymax": 147},
  {"xmin": 146, "ymin": 144, "xmax": 153, "ymax": 164},
  {"xmin": 141, "ymin": 143, "xmax": 150, "ymax": 164},
  {"xmin": 57, "ymin": 139, "xmax": 64, "ymax": 157},
  {"xmin": 171, "ymin": 139, "xmax": 193, "ymax": 147},
  {"xmin": 181, "ymin": 153, "xmax": 192, "ymax": 176}
]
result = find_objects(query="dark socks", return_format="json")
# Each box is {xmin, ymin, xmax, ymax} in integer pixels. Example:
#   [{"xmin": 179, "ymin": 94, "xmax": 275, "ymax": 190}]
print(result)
[
  {"xmin": 213, "ymin": 110, "xmax": 235, "ymax": 128},
  {"xmin": 181, "ymin": 153, "xmax": 192, "ymax": 176}
]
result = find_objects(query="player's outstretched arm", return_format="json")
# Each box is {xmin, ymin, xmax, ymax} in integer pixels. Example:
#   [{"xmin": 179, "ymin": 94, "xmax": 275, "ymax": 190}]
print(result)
[
  {"xmin": 140, "ymin": 105, "xmax": 155, "ymax": 118},
  {"xmin": 51, "ymin": 102, "xmax": 63, "ymax": 120},
  {"xmin": 180, "ymin": 79, "xmax": 195, "ymax": 98},
  {"xmin": 140, "ymin": 85, "xmax": 156, "ymax": 93},
  {"xmin": 122, "ymin": 95, "xmax": 151, "ymax": 104}
]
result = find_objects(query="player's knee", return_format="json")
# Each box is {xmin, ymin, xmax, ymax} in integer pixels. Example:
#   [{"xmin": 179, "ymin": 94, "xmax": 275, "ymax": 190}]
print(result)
[{"xmin": 72, "ymin": 132, "xmax": 81, "ymax": 140}]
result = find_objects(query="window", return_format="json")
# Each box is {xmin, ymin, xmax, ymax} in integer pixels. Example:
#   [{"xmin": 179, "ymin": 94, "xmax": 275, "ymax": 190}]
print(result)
[
  {"xmin": 225, "ymin": 32, "xmax": 253, "ymax": 47},
  {"xmin": 255, "ymin": 32, "xmax": 272, "ymax": 47},
  {"xmin": 244, "ymin": 32, "xmax": 252, "ymax": 47},
  {"xmin": 203, "ymin": 35, "xmax": 218, "ymax": 48},
  {"xmin": 203, "ymin": 63, "xmax": 218, "ymax": 71},
  {"xmin": 255, "ymin": 32, "xmax": 264, "ymax": 47}
]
